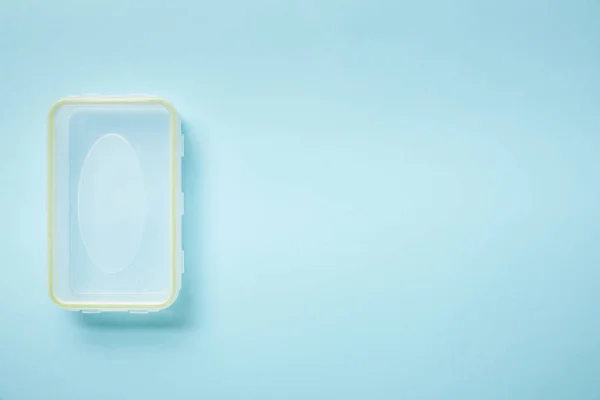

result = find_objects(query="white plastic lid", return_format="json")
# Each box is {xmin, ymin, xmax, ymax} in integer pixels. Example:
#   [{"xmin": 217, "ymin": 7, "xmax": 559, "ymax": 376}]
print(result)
[{"xmin": 48, "ymin": 97, "xmax": 183, "ymax": 312}]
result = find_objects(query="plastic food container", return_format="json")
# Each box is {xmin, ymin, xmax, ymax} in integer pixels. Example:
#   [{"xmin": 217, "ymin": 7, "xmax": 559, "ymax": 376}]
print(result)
[{"xmin": 47, "ymin": 97, "xmax": 184, "ymax": 312}]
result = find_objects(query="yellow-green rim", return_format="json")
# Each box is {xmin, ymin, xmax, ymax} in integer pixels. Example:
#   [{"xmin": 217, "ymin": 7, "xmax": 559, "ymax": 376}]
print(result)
[{"xmin": 48, "ymin": 97, "xmax": 179, "ymax": 310}]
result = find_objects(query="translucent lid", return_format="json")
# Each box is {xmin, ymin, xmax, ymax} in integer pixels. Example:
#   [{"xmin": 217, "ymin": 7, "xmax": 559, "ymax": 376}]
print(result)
[{"xmin": 48, "ymin": 97, "xmax": 183, "ymax": 312}]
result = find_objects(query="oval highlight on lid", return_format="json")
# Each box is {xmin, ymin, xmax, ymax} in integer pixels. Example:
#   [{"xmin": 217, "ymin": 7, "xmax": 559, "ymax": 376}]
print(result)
[{"xmin": 77, "ymin": 133, "xmax": 147, "ymax": 274}]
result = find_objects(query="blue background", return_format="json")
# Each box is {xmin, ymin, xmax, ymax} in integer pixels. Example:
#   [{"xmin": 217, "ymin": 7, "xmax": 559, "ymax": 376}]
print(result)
[{"xmin": 1, "ymin": 1, "xmax": 599, "ymax": 399}]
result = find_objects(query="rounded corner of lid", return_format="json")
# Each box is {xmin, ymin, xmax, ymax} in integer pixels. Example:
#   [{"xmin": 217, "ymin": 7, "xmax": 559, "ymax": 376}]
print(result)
[
  {"xmin": 155, "ymin": 289, "xmax": 180, "ymax": 311},
  {"xmin": 48, "ymin": 98, "xmax": 70, "ymax": 123},
  {"xmin": 49, "ymin": 288, "xmax": 70, "ymax": 309},
  {"xmin": 151, "ymin": 98, "xmax": 178, "ymax": 117}
]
